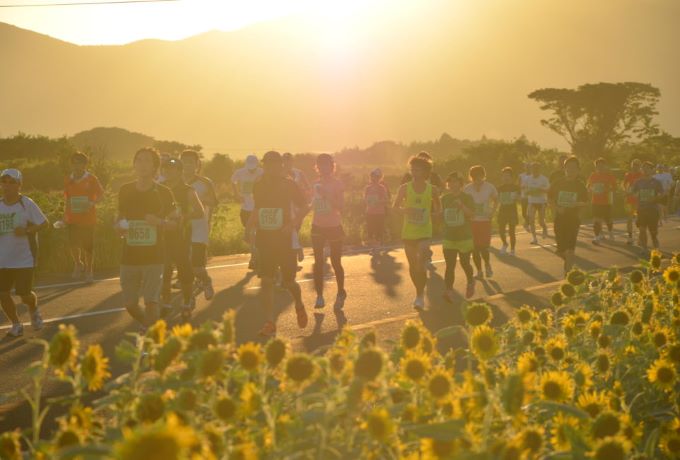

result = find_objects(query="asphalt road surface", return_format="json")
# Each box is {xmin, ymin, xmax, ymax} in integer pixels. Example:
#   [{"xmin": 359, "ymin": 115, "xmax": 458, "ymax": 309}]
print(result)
[{"xmin": 1, "ymin": 217, "xmax": 678, "ymax": 431}]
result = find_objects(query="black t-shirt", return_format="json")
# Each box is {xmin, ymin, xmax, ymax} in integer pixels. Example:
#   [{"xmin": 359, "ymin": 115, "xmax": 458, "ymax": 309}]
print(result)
[
  {"xmin": 497, "ymin": 183, "xmax": 520, "ymax": 218},
  {"xmin": 253, "ymin": 174, "xmax": 307, "ymax": 246},
  {"xmin": 165, "ymin": 181, "xmax": 193, "ymax": 242},
  {"xmin": 549, "ymin": 177, "xmax": 588, "ymax": 220},
  {"xmin": 118, "ymin": 181, "xmax": 175, "ymax": 265}
]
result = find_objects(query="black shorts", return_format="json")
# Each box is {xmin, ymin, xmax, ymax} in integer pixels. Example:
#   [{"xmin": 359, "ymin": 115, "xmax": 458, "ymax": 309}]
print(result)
[
  {"xmin": 256, "ymin": 240, "xmax": 297, "ymax": 283},
  {"xmin": 637, "ymin": 208, "xmax": 659, "ymax": 231},
  {"xmin": 591, "ymin": 204, "xmax": 612, "ymax": 221},
  {"xmin": 554, "ymin": 214, "xmax": 580, "ymax": 252},
  {"xmin": 239, "ymin": 210, "xmax": 252, "ymax": 228},
  {"xmin": 366, "ymin": 214, "xmax": 386, "ymax": 240},
  {"xmin": 68, "ymin": 224, "xmax": 95, "ymax": 252},
  {"xmin": 190, "ymin": 243, "xmax": 207, "ymax": 267},
  {"xmin": 311, "ymin": 225, "xmax": 345, "ymax": 246},
  {"xmin": 497, "ymin": 211, "xmax": 518, "ymax": 228},
  {"xmin": 0, "ymin": 268, "xmax": 35, "ymax": 296}
]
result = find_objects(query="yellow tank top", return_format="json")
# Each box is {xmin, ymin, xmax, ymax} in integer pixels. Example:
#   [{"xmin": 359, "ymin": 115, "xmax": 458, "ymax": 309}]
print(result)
[{"xmin": 401, "ymin": 182, "xmax": 433, "ymax": 240}]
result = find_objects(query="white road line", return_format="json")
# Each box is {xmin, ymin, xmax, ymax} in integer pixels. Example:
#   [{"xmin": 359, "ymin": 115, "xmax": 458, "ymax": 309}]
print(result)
[{"xmin": 0, "ymin": 308, "xmax": 126, "ymax": 331}]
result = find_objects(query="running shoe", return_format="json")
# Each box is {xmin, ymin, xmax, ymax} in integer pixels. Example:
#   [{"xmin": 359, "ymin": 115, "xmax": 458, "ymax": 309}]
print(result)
[
  {"xmin": 84, "ymin": 272, "xmax": 94, "ymax": 284},
  {"xmin": 314, "ymin": 295, "xmax": 325, "ymax": 309},
  {"xmin": 592, "ymin": 238, "xmax": 600, "ymax": 245},
  {"xmin": 6, "ymin": 323, "xmax": 23, "ymax": 338},
  {"xmin": 542, "ymin": 229, "xmax": 549, "ymax": 238},
  {"xmin": 485, "ymin": 266, "xmax": 493, "ymax": 278},
  {"xmin": 295, "ymin": 305, "xmax": 308, "ymax": 328},
  {"xmin": 259, "ymin": 321, "xmax": 277, "ymax": 337},
  {"xmin": 500, "ymin": 244, "xmax": 508, "ymax": 255},
  {"xmin": 530, "ymin": 238, "xmax": 539, "ymax": 245},
  {"xmin": 71, "ymin": 262, "xmax": 84, "ymax": 280},
  {"xmin": 509, "ymin": 249, "xmax": 516, "ymax": 256},
  {"xmin": 30, "ymin": 311, "xmax": 44, "ymax": 331},
  {"xmin": 475, "ymin": 271, "xmax": 484, "ymax": 280},
  {"xmin": 465, "ymin": 282, "xmax": 475, "ymax": 299},
  {"xmin": 297, "ymin": 248, "xmax": 304, "ymax": 262},
  {"xmin": 203, "ymin": 279, "xmax": 214, "ymax": 300},
  {"xmin": 413, "ymin": 296, "xmax": 425, "ymax": 310},
  {"xmin": 334, "ymin": 290, "xmax": 347, "ymax": 310},
  {"xmin": 248, "ymin": 258, "xmax": 256, "ymax": 270}
]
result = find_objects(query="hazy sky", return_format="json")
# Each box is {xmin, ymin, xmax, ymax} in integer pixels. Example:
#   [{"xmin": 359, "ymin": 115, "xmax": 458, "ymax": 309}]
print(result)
[{"xmin": 1, "ymin": 0, "xmax": 679, "ymax": 154}]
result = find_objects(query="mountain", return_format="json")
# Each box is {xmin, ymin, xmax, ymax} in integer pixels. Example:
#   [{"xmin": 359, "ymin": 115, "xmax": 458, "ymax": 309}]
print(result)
[{"xmin": 1, "ymin": 0, "xmax": 679, "ymax": 156}]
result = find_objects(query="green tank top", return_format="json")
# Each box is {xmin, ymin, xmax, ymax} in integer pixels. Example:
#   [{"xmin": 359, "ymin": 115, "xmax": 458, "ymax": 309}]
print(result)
[{"xmin": 401, "ymin": 182, "xmax": 433, "ymax": 240}]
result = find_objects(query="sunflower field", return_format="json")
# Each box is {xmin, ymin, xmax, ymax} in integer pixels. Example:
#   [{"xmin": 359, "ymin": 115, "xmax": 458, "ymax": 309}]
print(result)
[{"xmin": 2, "ymin": 252, "xmax": 680, "ymax": 460}]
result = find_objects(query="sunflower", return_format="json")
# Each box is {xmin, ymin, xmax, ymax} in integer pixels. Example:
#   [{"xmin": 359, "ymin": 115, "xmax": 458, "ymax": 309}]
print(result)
[
  {"xmin": 49, "ymin": 324, "xmax": 80, "ymax": 374},
  {"xmin": 539, "ymin": 371, "xmax": 573, "ymax": 402},
  {"xmin": 609, "ymin": 310, "xmax": 630, "ymax": 326},
  {"xmin": 115, "ymin": 414, "xmax": 195, "ymax": 460},
  {"xmin": 517, "ymin": 351, "xmax": 539, "ymax": 374},
  {"xmin": 664, "ymin": 266, "xmax": 680, "ymax": 285},
  {"xmin": 465, "ymin": 302, "xmax": 492, "ymax": 327},
  {"xmin": 597, "ymin": 334, "xmax": 611, "ymax": 349},
  {"xmin": 176, "ymin": 388, "xmax": 197, "ymax": 412},
  {"xmin": 171, "ymin": 323, "xmax": 193, "ymax": 339},
  {"xmin": 428, "ymin": 370, "xmax": 452, "ymax": 400},
  {"xmin": 591, "ymin": 435, "xmax": 631, "ymax": 460},
  {"xmin": 198, "ymin": 348, "xmax": 225, "ymax": 379},
  {"xmin": 213, "ymin": 395, "xmax": 237, "ymax": 422},
  {"xmin": 653, "ymin": 326, "xmax": 673, "ymax": 348},
  {"xmin": 660, "ymin": 432, "xmax": 680, "ymax": 458},
  {"xmin": 591, "ymin": 411, "xmax": 622, "ymax": 439},
  {"xmin": 629, "ymin": 270, "xmax": 644, "ymax": 284},
  {"xmin": 589, "ymin": 321, "xmax": 602, "ymax": 339},
  {"xmin": 666, "ymin": 343, "xmax": 680, "ymax": 366},
  {"xmin": 567, "ymin": 268, "xmax": 586, "ymax": 286},
  {"xmin": 516, "ymin": 306, "xmax": 535, "ymax": 325},
  {"xmin": 400, "ymin": 353, "xmax": 430, "ymax": 382},
  {"xmin": 650, "ymin": 250, "xmax": 663, "ymax": 270},
  {"xmin": 237, "ymin": 343, "xmax": 263, "ymax": 373},
  {"xmin": 501, "ymin": 373, "xmax": 526, "ymax": 417},
  {"xmin": 550, "ymin": 413, "xmax": 579, "ymax": 451},
  {"xmin": 264, "ymin": 338, "xmax": 287, "ymax": 368},
  {"xmin": 285, "ymin": 354, "xmax": 316, "ymax": 385},
  {"xmin": 187, "ymin": 329, "xmax": 218, "ymax": 351},
  {"xmin": 354, "ymin": 348, "xmax": 383, "ymax": 381},
  {"xmin": 560, "ymin": 283, "xmax": 576, "ymax": 298},
  {"xmin": 401, "ymin": 321, "xmax": 421, "ymax": 350},
  {"xmin": 0, "ymin": 430, "xmax": 21, "ymax": 460},
  {"xmin": 647, "ymin": 358, "xmax": 677, "ymax": 392},
  {"xmin": 545, "ymin": 336, "xmax": 567, "ymax": 362},
  {"xmin": 153, "ymin": 336, "xmax": 183, "ymax": 374},
  {"xmin": 363, "ymin": 408, "xmax": 394, "ymax": 442},
  {"xmin": 631, "ymin": 321, "xmax": 644, "ymax": 336},
  {"xmin": 577, "ymin": 391, "xmax": 607, "ymax": 418},
  {"xmin": 421, "ymin": 438, "xmax": 456, "ymax": 459},
  {"xmin": 594, "ymin": 351, "xmax": 613, "ymax": 375},
  {"xmin": 517, "ymin": 426, "xmax": 544, "ymax": 454},
  {"xmin": 551, "ymin": 292, "xmax": 564, "ymax": 307},
  {"xmin": 572, "ymin": 363, "xmax": 593, "ymax": 390},
  {"xmin": 470, "ymin": 325, "xmax": 499, "ymax": 361},
  {"xmin": 80, "ymin": 344, "xmax": 111, "ymax": 391},
  {"xmin": 135, "ymin": 393, "xmax": 165, "ymax": 424}
]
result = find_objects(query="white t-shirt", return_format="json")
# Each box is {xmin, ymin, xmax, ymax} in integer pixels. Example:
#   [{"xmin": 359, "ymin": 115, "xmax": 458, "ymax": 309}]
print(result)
[
  {"xmin": 519, "ymin": 173, "xmax": 532, "ymax": 199},
  {"xmin": 188, "ymin": 176, "xmax": 217, "ymax": 245},
  {"xmin": 231, "ymin": 167, "xmax": 263, "ymax": 211},
  {"xmin": 463, "ymin": 182, "xmax": 498, "ymax": 222},
  {"xmin": 0, "ymin": 196, "xmax": 47, "ymax": 268},
  {"xmin": 525, "ymin": 175, "xmax": 549, "ymax": 204},
  {"xmin": 654, "ymin": 173, "xmax": 674, "ymax": 193}
]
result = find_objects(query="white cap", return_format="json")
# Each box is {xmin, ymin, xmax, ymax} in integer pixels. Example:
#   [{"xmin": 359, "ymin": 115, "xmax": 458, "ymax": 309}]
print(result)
[
  {"xmin": 0, "ymin": 168, "xmax": 22, "ymax": 183},
  {"xmin": 245, "ymin": 155, "xmax": 259, "ymax": 169}
]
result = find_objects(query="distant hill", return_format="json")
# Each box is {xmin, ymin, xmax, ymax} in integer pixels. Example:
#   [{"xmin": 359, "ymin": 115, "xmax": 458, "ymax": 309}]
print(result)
[{"xmin": 1, "ymin": 1, "xmax": 678, "ymax": 154}]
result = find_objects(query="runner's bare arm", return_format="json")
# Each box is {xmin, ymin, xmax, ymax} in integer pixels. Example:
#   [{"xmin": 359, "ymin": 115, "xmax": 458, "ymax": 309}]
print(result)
[
  {"xmin": 187, "ymin": 189, "xmax": 205, "ymax": 220},
  {"xmin": 393, "ymin": 184, "xmax": 407, "ymax": 213}
]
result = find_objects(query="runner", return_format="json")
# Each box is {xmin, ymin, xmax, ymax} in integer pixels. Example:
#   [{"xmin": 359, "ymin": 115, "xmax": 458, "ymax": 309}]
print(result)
[
  {"xmin": 116, "ymin": 148, "xmax": 175, "ymax": 330},
  {"xmin": 548, "ymin": 156, "xmax": 588, "ymax": 275},
  {"xmin": 588, "ymin": 157, "xmax": 617, "ymax": 244},
  {"xmin": 440, "ymin": 172, "xmax": 475, "ymax": 302},
  {"xmin": 631, "ymin": 161, "xmax": 665, "ymax": 251},
  {"xmin": 231, "ymin": 155, "xmax": 263, "ymax": 269},
  {"xmin": 497, "ymin": 166, "xmax": 520, "ymax": 256},
  {"xmin": 246, "ymin": 151, "xmax": 309, "ymax": 337},
  {"xmin": 549, "ymin": 155, "xmax": 568, "ymax": 184},
  {"xmin": 525, "ymin": 162, "xmax": 549, "ymax": 244},
  {"xmin": 364, "ymin": 168, "xmax": 390, "ymax": 257},
  {"xmin": 310, "ymin": 154, "xmax": 347, "ymax": 310},
  {"xmin": 463, "ymin": 165, "xmax": 498, "ymax": 280},
  {"xmin": 159, "ymin": 158, "xmax": 205, "ymax": 319},
  {"xmin": 283, "ymin": 152, "xmax": 311, "ymax": 263},
  {"xmin": 181, "ymin": 150, "xmax": 217, "ymax": 300},
  {"xmin": 63, "ymin": 152, "xmax": 104, "ymax": 283},
  {"xmin": 654, "ymin": 164, "xmax": 674, "ymax": 225},
  {"xmin": 394, "ymin": 155, "xmax": 440, "ymax": 310},
  {"xmin": 623, "ymin": 159, "xmax": 643, "ymax": 245},
  {"xmin": 519, "ymin": 162, "xmax": 532, "ymax": 231},
  {"xmin": 0, "ymin": 169, "xmax": 48, "ymax": 337}
]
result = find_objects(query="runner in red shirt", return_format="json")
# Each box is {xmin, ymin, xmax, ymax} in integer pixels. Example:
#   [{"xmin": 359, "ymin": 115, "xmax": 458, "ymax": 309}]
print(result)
[
  {"xmin": 63, "ymin": 152, "xmax": 104, "ymax": 283},
  {"xmin": 623, "ymin": 159, "xmax": 643, "ymax": 245},
  {"xmin": 587, "ymin": 158, "xmax": 617, "ymax": 244}
]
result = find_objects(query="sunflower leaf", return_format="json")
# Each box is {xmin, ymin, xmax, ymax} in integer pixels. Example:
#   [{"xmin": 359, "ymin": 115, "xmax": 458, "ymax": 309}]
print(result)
[
  {"xmin": 531, "ymin": 401, "xmax": 589, "ymax": 420},
  {"xmin": 434, "ymin": 325, "xmax": 468, "ymax": 339},
  {"xmin": 403, "ymin": 419, "xmax": 465, "ymax": 440},
  {"xmin": 644, "ymin": 427, "xmax": 660, "ymax": 458}
]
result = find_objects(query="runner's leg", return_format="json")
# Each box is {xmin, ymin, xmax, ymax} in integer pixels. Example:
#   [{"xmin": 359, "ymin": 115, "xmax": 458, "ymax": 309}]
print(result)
[
  {"xmin": 329, "ymin": 238, "xmax": 345, "ymax": 295},
  {"xmin": 443, "ymin": 248, "xmax": 457, "ymax": 291},
  {"xmin": 312, "ymin": 233, "xmax": 325, "ymax": 297}
]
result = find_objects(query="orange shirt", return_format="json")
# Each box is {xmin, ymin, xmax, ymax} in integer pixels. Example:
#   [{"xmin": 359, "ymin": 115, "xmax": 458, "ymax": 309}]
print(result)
[
  {"xmin": 588, "ymin": 172, "xmax": 616, "ymax": 205},
  {"xmin": 64, "ymin": 172, "xmax": 104, "ymax": 225},
  {"xmin": 623, "ymin": 171, "xmax": 643, "ymax": 204}
]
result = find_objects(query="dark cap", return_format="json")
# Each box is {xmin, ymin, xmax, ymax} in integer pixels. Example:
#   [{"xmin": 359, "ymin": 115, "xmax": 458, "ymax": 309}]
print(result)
[{"xmin": 263, "ymin": 151, "xmax": 282, "ymax": 163}]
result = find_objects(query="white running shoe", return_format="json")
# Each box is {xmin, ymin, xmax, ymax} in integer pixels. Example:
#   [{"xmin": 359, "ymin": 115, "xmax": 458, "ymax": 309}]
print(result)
[
  {"xmin": 30, "ymin": 311, "xmax": 44, "ymax": 331},
  {"xmin": 509, "ymin": 248, "xmax": 516, "ymax": 256},
  {"xmin": 6, "ymin": 323, "xmax": 23, "ymax": 338},
  {"xmin": 485, "ymin": 266, "xmax": 493, "ymax": 278},
  {"xmin": 84, "ymin": 272, "xmax": 94, "ymax": 284},
  {"xmin": 530, "ymin": 239, "xmax": 539, "ymax": 245},
  {"xmin": 500, "ymin": 244, "xmax": 508, "ymax": 255},
  {"xmin": 413, "ymin": 296, "xmax": 425, "ymax": 310},
  {"xmin": 314, "ymin": 295, "xmax": 325, "ymax": 309},
  {"xmin": 334, "ymin": 290, "xmax": 347, "ymax": 310},
  {"xmin": 71, "ymin": 263, "xmax": 84, "ymax": 280}
]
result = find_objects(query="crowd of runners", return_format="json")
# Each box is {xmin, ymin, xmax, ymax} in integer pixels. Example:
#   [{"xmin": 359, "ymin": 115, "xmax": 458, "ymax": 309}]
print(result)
[{"xmin": 1, "ymin": 148, "xmax": 679, "ymax": 338}]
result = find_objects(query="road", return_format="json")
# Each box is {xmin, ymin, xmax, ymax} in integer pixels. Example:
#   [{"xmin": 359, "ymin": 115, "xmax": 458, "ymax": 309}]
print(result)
[{"xmin": 1, "ymin": 217, "xmax": 678, "ymax": 431}]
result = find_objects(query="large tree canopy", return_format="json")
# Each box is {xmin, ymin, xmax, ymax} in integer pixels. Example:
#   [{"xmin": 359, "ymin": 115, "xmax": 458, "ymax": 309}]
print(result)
[{"xmin": 528, "ymin": 82, "xmax": 660, "ymax": 160}]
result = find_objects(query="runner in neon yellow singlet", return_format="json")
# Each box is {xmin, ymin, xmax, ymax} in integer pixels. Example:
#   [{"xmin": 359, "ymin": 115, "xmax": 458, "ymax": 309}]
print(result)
[{"xmin": 393, "ymin": 155, "xmax": 440, "ymax": 310}]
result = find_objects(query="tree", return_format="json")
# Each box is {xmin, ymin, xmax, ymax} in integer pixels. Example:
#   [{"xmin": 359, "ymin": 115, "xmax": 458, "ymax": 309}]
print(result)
[
  {"xmin": 202, "ymin": 153, "xmax": 235, "ymax": 185},
  {"xmin": 528, "ymin": 82, "xmax": 660, "ymax": 160}
]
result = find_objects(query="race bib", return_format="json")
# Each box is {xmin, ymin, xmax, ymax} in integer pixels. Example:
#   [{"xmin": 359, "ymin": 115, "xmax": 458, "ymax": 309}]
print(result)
[
  {"xmin": 407, "ymin": 207, "xmax": 428, "ymax": 225},
  {"xmin": 499, "ymin": 192, "xmax": 515, "ymax": 205},
  {"xmin": 444, "ymin": 208, "xmax": 464, "ymax": 227},
  {"xmin": 126, "ymin": 220, "xmax": 157, "ymax": 247},
  {"xmin": 639, "ymin": 189, "xmax": 655, "ymax": 202},
  {"xmin": 557, "ymin": 191, "xmax": 578, "ymax": 207},
  {"xmin": 591, "ymin": 183, "xmax": 605, "ymax": 194},
  {"xmin": 241, "ymin": 181, "xmax": 255, "ymax": 195},
  {"xmin": 0, "ymin": 212, "xmax": 16, "ymax": 235},
  {"xmin": 258, "ymin": 208, "xmax": 283, "ymax": 230},
  {"xmin": 70, "ymin": 196, "xmax": 90, "ymax": 214},
  {"xmin": 313, "ymin": 197, "xmax": 331, "ymax": 214}
]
